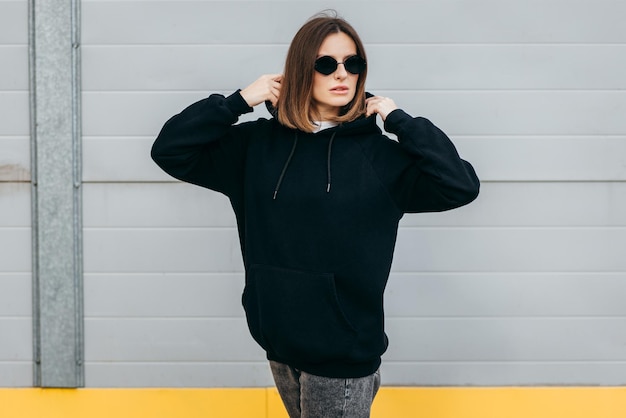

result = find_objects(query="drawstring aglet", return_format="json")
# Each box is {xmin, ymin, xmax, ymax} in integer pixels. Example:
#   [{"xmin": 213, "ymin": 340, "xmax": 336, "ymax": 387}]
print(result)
[
  {"xmin": 326, "ymin": 183, "xmax": 331, "ymax": 193},
  {"xmin": 273, "ymin": 190, "xmax": 278, "ymax": 200}
]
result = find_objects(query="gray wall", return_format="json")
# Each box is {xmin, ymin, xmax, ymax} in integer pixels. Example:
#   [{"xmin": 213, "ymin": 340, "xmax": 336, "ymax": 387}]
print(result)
[
  {"xmin": 0, "ymin": 0, "xmax": 32, "ymax": 387},
  {"xmin": 2, "ymin": 0, "xmax": 626, "ymax": 388}
]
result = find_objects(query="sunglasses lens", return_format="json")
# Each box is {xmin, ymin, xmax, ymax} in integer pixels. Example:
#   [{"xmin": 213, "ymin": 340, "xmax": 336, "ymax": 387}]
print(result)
[
  {"xmin": 345, "ymin": 56, "xmax": 366, "ymax": 74},
  {"xmin": 314, "ymin": 56, "xmax": 367, "ymax": 75},
  {"xmin": 314, "ymin": 56, "xmax": 338, "ymax": 75}
]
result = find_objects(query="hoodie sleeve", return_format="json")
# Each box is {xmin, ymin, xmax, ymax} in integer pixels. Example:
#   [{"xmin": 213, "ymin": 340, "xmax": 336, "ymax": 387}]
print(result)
[
  {"xmin": 381, "ymin": 109, "xmax": 480, "ymax": 213},
  {"xmin": 150, "ymin": 90, "xmax": 255, "ymax": 196}
]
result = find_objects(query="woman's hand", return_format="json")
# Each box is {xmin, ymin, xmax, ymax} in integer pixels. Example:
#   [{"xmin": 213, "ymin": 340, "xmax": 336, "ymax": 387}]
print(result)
[
  {"xmin": 365, "ymin": 96, "xmax": 398, "ymax": 121},
  {"xmin": 240, "ymin": 74, "xmax": 283, "ymax": 108}
]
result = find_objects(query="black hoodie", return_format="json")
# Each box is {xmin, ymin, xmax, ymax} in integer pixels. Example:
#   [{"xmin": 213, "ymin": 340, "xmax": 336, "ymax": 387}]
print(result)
[{"xmin": 151, "ymin": 90, "xmax": 479, "ymax": 378}]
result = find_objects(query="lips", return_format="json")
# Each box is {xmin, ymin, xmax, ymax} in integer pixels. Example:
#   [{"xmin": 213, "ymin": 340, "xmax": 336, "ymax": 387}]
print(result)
[{"xmin": 330, "ymin": 85, "xmax": 349, "ymax": 93}]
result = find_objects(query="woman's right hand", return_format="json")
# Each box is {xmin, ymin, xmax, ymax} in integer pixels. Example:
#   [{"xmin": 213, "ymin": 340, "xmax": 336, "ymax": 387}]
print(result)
[{"xmin": 240, "ymin": 74, "xmax": 283, "ymax": 108}]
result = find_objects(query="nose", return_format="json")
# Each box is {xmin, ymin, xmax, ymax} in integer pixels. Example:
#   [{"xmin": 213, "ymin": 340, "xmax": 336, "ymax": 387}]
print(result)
[{"xmin": 334, "ymin": 63, "xmax": 348, "ymax": 79}]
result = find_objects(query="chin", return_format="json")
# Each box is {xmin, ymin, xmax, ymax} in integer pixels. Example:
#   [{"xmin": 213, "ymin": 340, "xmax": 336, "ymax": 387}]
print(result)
[
  {"xmin": 314, "ymin": 94, "xmax": 356, "ymax": 117},
  {"xmin": 327, "ymin": 95, "xmax": 355, "ymax": 108}
]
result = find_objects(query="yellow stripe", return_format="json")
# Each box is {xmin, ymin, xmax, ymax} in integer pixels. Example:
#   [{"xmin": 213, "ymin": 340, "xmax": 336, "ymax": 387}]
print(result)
[{"xmin": 1, "ymin": 387, "xmax": 625, "ymax": 418}]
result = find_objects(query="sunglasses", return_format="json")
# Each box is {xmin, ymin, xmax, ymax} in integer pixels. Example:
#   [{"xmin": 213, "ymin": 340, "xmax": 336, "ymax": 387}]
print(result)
[{"xmin": 314, "ymin": 55, "xmax": 367, "ymax": 76}]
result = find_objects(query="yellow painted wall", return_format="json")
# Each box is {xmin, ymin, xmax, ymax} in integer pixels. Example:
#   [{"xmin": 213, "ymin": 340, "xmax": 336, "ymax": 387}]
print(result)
[{"xmin": 1, "ymin": 387, "xmax": 625, "ymax": 418}]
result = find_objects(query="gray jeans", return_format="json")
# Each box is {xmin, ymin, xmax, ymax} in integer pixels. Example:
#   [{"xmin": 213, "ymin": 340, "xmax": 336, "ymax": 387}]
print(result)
[{"xmin": 269, "ymin": 361, "xmax": 381, "ymax": 418}]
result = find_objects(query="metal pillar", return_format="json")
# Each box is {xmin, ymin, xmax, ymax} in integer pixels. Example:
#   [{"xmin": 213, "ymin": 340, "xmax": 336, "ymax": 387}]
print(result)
[{"xmin": 29, "ymin": 0, "xmax": 84, "ymax": 387}]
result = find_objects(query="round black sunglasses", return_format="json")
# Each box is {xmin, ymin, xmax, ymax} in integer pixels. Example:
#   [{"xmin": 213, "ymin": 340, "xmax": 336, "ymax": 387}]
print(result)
[{"xmin": 314, "ymin": 55, "xmax": 367, "ymax": 76}]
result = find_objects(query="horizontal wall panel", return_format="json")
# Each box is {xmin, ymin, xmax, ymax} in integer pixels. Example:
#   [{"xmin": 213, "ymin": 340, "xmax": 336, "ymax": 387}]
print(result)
[
  {"xmin": 83, "ymin": 183, "xmax": 234, "ymax": 228},
  {"xmin": 85, "ymin": 318, "xmax": 264, "ymax": 362},
  {"xmin": 83, "ymin": 272, "xmax": 626, "ymax": 319},
  {"xmin": 0, "ymin": 318, "xmax": 32, "ymax": 361},
  {"xmin": 0, "ymin": 1, "xmax": 27, "ymax": 45},
  {"xmin": 83, "ymin": 228, "xmax": 244, "ymax": 273},
  {"xmin": 0, "ymin": 46, "xmax": 28, "ymax": 90},
  {"xmin": 83, "ymin": 137, "xmax": 171, "ymax": 182},
  {"xmin": 81, "ymin": 0, "xmax": 626, "ymax": 45},
  {"xmin": 0, "ymin": 45, "xmax": 28, "ymax": 91},
  {"xmin": 369, "ymin": 45, "xmax": 626, "ymax": 91},
  {"xmin": 383, "ymin": 317, "xmax": 626, "ymax": 362},
  {"xmin": 385, "ymin": 273, "xmax": 626, "ymax": 317},
  {"xmin": 380, "ymin": 361, "xmax": 626, "ymax": 386},
  {"xmin": 0, "ymin": 137, "xmax": 31, "ymax": 182},
  {"xmin": 0, "ymin": 274, "xmax": 31, "ymax": 316},
  {"xmin": 388, "ymin": 91, "xmax": 626, "ymax": 137},
  {"xmin": 84, "ymin": 273, "xmax": 244, "ymax": 318},
  {"xmin": 81, "ymin": 45, "xmax": 285, "ymax": 92},
  {"xmin": 85, "ymin": 362, "xmax": 273, "ymax": 388},
  {"xmin": 85, "ymin": 227, "xmax": 626, "ymax": 274},
  {"xmin": 457, "ymin": 136, "xmax": 626, "ymax": 182},
  {"xmin": 82, "ymin": 91, "xmax": 626, "ymax": 137},
  {"xmin": 0, "ymin": 363, "xmax": 32, "ymax": 387},
  {"xmin": 0, "ymin": 93, "xmax": 29, "ymax": 136},
  {"xmin": 401, "ymin": 182, "xmax": 626, "ymax": 227},
  {"xmin": 0, "ymin": 228, "xmax": 31, "ymax": 272},
  {"xmin": 393, "ymin": 227, "xmax": 626, "ymax": 273},
  {"xmin": 82, "ymin": 182, "xmax": 626, "ymax": 228},
  {"xmin": 0, "ymin": 182, "xmax": 30, "ymax": 226},
  {"xmin": 82, "ymin": 92, "xmax": 209, "ymax": 137},
  {"xmin": 82, "ymin": 44, "xmax": 626, "ymax": 91},
  {"xmin": 82, "ymin": 135, "xmax": 626, "ymax": 182}
]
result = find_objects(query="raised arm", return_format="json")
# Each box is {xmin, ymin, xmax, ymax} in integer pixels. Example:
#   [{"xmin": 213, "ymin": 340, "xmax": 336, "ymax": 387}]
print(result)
[
  {"xmin": 151, "ymin": 75, "xmax": 282, "ymax": 195},
  {"xmin": 384, "ymin": 108, "xmax": 479, "ymax": 213},
  {"xmin": 364, "ymin": 95, "xmax": 479, "ymax": 213}
]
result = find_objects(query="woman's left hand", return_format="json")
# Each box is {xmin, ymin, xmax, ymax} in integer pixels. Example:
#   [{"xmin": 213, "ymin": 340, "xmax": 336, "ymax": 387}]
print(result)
[{"xmin": 365, "ymin": 96, "xmax": 398, "ymax": 121}]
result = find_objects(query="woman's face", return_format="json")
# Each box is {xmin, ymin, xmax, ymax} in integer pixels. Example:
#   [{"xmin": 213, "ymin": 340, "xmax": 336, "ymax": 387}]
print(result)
[{"xmin": 312, "ymin": 32, "xmax": 359, "ymax": 121}]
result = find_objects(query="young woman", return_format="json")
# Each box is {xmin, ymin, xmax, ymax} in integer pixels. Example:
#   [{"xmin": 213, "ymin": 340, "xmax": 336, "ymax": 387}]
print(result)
[{"xmin": 152, "ymin": 12, "xmax": 479, "ymax": 418}]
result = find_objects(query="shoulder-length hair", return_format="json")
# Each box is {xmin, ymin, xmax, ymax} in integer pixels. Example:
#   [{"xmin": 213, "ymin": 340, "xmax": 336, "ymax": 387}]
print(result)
[{"xmin": 277, "ymin": 12, "xmax": 368, "ymax": 132}]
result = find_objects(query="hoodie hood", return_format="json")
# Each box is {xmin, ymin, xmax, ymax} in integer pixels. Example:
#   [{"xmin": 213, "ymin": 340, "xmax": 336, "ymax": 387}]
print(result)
[{"xmin": 267, "ymin": 93, "xmax": 381, "ymax": 199}]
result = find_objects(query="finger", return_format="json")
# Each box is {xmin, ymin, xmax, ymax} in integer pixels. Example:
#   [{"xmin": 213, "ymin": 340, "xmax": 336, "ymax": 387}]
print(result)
[
  {"xmin": 270, "ymin": 84, "xmax": 281, "ymax": 99},
  {"xmin": 270, "ymin": 88, "xmax": 280, "ymax": 103},
  {"xmin": 270, "ymin": 85, "xmax": 279, "ymax": 94}
]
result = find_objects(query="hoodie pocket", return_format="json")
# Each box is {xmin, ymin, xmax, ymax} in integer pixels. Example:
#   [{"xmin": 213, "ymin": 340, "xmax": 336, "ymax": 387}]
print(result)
[{"xmin": 243, "ymin": 264, "xmax": 357, "ymax": 364}]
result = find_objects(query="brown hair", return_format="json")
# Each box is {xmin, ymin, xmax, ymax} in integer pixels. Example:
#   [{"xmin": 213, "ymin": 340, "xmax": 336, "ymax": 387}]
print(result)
[{"xmin": 277, "ymin": 12, "xmax": 368, "ymax": 132}]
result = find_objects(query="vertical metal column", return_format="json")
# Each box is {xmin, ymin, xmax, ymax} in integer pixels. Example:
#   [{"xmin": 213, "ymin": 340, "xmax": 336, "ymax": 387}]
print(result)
[{"xmin": 30, "ymin": 0, "xmax": 84, "ymax": 387}]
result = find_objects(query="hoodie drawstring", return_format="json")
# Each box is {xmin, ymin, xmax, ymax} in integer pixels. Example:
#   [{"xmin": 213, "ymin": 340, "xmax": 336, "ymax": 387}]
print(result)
[
  {"xmin": 326, "ymin": 132, "xmax": 336, "ymax": 193},
  {"xmin": 273, "ymin": 131, "xmax": 337, "ymax": 200},
  {"xmin": 273, "ymin": 132, "xmax": 299, "ymax": 200}
]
